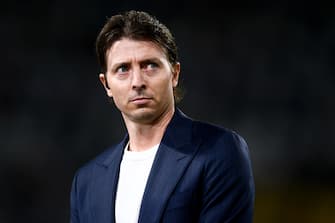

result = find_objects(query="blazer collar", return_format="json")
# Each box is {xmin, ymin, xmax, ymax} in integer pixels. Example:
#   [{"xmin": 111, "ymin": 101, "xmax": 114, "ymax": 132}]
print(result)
[
  {"xmin": 160, "ymin": 108, "xmax": 193, "ymax": 150},
  {"xmin": 90, "ymin": 137, "xmax": 127, "ymax": 223},
  {"xmin": 99, "ymin": 134, "xmax": 128, "ymax": 168},
  {"xmin": 138, "ymin": 108, "xmax": 200, "ymax": 223}
]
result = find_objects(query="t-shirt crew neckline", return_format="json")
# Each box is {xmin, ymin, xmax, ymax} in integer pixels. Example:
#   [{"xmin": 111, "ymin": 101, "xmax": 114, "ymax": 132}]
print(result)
[{"xmin": 123, "ymin": 142, "xmax": 160, "ymax": 162}]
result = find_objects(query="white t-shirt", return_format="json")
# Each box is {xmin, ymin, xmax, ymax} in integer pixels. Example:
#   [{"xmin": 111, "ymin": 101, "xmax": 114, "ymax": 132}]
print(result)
[{"xmin": 115, "ymin": 143, "xmax": 159, "ymax": 223}]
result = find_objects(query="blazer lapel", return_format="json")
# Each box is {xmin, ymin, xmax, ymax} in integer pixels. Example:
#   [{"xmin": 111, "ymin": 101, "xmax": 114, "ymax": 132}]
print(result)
[
  {"xmin": 90, "ymin": 136, "xmax": 128, "ymax": 223},
  {"xmin": 138, "ymin": 109, "xmax": 200, "ymax": 223}
]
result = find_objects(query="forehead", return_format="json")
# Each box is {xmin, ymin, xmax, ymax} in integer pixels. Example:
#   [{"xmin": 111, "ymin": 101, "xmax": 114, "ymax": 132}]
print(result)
[{"xmin": 106, "ymin": 38, "xmax": 167, "ymax": 64}]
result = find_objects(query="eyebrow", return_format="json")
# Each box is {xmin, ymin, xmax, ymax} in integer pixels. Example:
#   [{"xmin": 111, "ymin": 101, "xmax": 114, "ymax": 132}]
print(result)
[
  {"xmin": 140, "ymin": 58, "xmax": 161, "ymax": 64},
  {"xmin": 110, "ymin": 57, "xmax": 163, "ymax": 71},
  {"xmin": 111, "ymin": 62, "xmax": 130, "ymax": 72}
]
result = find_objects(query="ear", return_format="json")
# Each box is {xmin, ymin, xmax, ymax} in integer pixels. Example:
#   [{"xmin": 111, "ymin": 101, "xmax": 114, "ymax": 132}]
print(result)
[
  {"xmin": 171, "ymin": 62, "xmax": 180, "ymax": 87},
  {"xmin": 99, "ymin": 73, "xmax": 113, "ymax": 97}
]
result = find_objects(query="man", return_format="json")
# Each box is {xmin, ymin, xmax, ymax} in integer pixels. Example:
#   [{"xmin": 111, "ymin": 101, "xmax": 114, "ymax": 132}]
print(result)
[{"xmin": 70, "ymin": 10, "xmax": 255, "ymax": 223}]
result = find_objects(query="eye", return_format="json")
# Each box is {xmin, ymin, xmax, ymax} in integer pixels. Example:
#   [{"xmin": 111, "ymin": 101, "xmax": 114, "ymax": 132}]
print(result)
[
  {"xmin": 115, "ymin": 64, "xmax": 129, "ymax": 74},
  {"xmin": 142, "ymin": 61, "xmax": 159, "ymax": 71},
  {"xmin": 147, "ymin": 62, "xmax": 158, "ymax": 69}
]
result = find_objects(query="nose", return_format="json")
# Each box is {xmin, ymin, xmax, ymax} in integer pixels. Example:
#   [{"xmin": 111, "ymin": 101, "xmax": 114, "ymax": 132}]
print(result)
[{"xmin": 131, "ymin": 67, "xmax": 146, "ymax": 90}]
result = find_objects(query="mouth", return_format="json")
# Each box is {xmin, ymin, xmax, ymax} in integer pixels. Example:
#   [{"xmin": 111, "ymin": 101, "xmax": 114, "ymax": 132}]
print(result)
[{"xmin": 129, "ymin": 96, "xmax": 152, "ymax": 105}]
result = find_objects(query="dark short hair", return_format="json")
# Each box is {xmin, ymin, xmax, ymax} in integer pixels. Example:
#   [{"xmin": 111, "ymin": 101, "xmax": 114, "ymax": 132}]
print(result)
[
  {"xmin": 95, "ymin": 10, "xmax": 183, "ymax": 102},
  {"xmin": 96, "ymin": 10, "xmax": 178, "ymax": 73}
]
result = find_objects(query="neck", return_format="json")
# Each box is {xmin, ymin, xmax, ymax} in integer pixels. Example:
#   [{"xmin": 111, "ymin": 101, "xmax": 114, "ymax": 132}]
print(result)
[{"xmin": 124, "ymin": 108, "xmax": 175, "ymax": 152}]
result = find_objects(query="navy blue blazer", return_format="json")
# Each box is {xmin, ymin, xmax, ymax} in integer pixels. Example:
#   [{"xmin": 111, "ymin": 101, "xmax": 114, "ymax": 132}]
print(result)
[{"xmin": 70, "ymin": 109, "xmax": 255, "ymax": 223}]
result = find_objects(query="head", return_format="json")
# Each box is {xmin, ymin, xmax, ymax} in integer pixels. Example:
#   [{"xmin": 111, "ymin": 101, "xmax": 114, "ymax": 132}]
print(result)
[
  {"xmin": 96, "ymin": 10, "xmax": 182, "ymax": 124},
  {"xmin": 96, "ymin": 10, "xmax": 183, "ymax": 103}
]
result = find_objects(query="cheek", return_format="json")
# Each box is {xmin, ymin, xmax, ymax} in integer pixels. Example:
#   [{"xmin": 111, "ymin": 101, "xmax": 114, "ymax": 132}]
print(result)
[
  {"xmin": 156, "ymin": 78, "xmax": 174, "ymax": 96},
  {"xmin": 112, "ymin": 93, "xmax": 126, "ymax": 111},
  {"xmin": 110, "ymin": 85, "xmax": 127, "ymax": 104}
]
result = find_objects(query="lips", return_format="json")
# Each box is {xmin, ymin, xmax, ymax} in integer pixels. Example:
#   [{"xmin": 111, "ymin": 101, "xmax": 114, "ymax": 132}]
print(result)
[{"xmin": 129, "ymin": 96, "xmax": 152, "ymax": 105}]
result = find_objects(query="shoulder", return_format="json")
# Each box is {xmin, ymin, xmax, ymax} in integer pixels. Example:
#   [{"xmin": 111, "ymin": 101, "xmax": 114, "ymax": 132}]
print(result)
[
  {"xmin": 189, "ymin": 120, "xmax": 255, "ymax": 221},
  {"xmin": 191, "ymin": 119, "xmax": 250, "ymax": 165},
  {"xmin": 191, "ymin": 119, "xmax": 254, "ymax": 190},
  {"xmin": 192, "ymin": 119, "xmax": 248, "ymax": 150}
]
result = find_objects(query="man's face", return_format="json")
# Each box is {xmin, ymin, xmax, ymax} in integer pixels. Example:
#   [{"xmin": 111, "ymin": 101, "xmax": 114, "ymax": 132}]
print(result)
[{"xmin": 100, "ymin": 38, "xmax": 180, "ymax": 124}]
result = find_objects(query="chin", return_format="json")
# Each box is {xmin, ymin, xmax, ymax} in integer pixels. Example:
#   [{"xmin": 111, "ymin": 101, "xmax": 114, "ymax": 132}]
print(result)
[{"xmin": 128, "ymin": 108, "xmax": 158, "ymax": 123}]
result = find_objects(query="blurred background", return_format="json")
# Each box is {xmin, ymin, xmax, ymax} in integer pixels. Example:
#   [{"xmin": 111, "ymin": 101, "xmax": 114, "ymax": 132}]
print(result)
[{"xmin": 1, "ymin": 0, "xmax": 334, "ymax": 222}]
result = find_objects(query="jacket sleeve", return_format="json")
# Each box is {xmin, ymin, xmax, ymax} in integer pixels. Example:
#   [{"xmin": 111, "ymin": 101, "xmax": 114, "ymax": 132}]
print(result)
[{"xmin": 199, "ymin": 131, "xmax": 255, "ymax": 223}]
